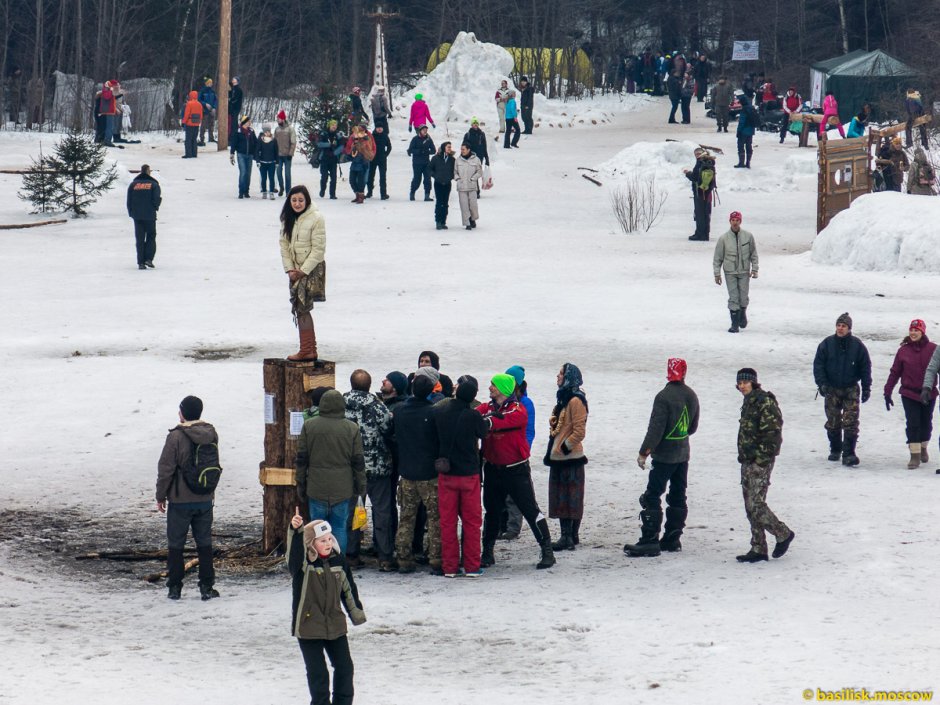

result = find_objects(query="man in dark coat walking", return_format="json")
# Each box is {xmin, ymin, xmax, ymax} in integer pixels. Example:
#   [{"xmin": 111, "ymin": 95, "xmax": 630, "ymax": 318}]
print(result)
[
  {"xmin": 429, "ymin": 142, "xmax": 455, "ymax": 230},
  {"xmin": 685, "ymin": 148, "xmax": 716, "ymax": 241},
  {"xmin": 366, "ymin": 124, "xmax": 392, "ymax": 200},
  {"xmin": 813, "ymin": 312, "xmax": 872, "ymax": 466},
  {"xmin": 519, "ymin": 76, "xmax": 535, "ymax": 134},
  {"xmin": 406, "ymin": 124, "xmax": 435, "ymax": 201},
  {"xmin": 126, "ymin": 164, "xmax": 162, "ymax": 270},
  {"xmin": 624, "ymin": 358, "xmax": 700, "ymax": 557}
]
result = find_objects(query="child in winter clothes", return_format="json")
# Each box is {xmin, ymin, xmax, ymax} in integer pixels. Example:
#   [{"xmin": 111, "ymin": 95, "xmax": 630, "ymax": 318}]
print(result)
[
  {"xmin": 288, "ymin": 514, "xmax": 366, "ymax": 705},
  {"xmin": 818, "ymin": 91, "xmax": 845, "ymax": 139},
  {"xmin": 256, "ymin": 124, "xmax": 279, "ymax": 198}
]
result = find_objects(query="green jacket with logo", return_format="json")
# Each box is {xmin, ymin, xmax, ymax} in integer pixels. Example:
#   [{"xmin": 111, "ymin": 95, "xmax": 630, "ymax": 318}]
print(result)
[
  {"xmin": 737, "ymin": 388, "xmax": 783, "ymax": 466},
  {"xmin": 639, "ymin": 382, "xmax": 700, "ymax": 463}
]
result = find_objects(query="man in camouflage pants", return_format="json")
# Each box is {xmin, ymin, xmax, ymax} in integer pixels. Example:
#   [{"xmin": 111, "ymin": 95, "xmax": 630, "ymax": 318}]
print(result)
[
  {"xmin": 734, "ymin": 368, "xmax": 795, "ymax": 563},
  {"xmin": 812, "ymin": 312, "xmax": 872, "ymax": 466},
  {"xmin": 391, "ymin": 374, "xmax": 442, "ymax": 574}
]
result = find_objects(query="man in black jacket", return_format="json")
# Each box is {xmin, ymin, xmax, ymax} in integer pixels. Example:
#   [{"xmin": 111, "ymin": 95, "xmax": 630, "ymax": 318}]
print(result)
[
  {"xmin": 126, "ymin": 164, "xmax": 162, "ymax": 270},
  {"xmin": 624, "ymin": 358, "xmax": 700, "ymax": 557},
  {"xmin": 519, "ymin": 76, "xmax": 535, "ymax": 134},
  {"xmin": 227, "ymin": 76, "xmax": 243, "ymax": 140},
  {"xmin": 317, "ymin": 120, "xmax": 344, "ymax": 199},
  {"xmin": 429, "ymin": 142, "xmax": 455, "ymax": 230},
  {"xmin": 406, "ymin": 124, "xmax": 435, "ymax": 201},
  {"xmin": 366, "ymin": 124, "xmax": 392, "ymax": 200},
  {"xmin": 392, "ymin": 375, "xmax": 441, "ymax": 574},
  {"xmin": 431, "ymin": 375, "xmax": 489, "ymax": 576},
  {"xmin": 813, "ymin": 312, "xmax": 872, "ymax": 466}
]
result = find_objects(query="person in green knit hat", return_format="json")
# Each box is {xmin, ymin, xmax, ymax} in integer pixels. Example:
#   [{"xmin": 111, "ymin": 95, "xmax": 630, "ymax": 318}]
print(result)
[{"xmin": 476, "ymin": 373, "xmax": 556, "ymax": 570}]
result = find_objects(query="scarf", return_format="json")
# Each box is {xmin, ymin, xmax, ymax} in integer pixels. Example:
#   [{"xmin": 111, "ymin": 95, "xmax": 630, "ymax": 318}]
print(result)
[{"xmin": 554, "ymin": 362, "xmax": 588, "ymax": 415}]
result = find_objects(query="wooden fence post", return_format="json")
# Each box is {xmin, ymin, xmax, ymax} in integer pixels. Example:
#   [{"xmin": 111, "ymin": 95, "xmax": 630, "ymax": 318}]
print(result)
[{"xmin": 259, "ymin": 358, "xmax": 336, "ymax": 554}]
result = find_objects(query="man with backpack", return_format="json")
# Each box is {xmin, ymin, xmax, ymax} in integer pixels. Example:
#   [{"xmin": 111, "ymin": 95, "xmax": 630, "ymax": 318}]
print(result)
[
  {"xmin": 685, "ymin": 148, "xmax": 716, "ymax": 241},
  {"xmin": 156, "ymin": 395, "xmax": 222, "ymax": 601}
]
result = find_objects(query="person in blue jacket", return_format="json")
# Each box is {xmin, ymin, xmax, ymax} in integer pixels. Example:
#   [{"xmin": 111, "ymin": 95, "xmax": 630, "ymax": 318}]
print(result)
[
  {"xmin": 499, "ymin": 364, "xmax": 534, "ymax": 541},
  {"xmin": 503, "ymin": 90, "xmax": 521, "ymax": 149},
  {"xmin": 197, "ymin": 77, "xmax": 218, "ymax": 145}
]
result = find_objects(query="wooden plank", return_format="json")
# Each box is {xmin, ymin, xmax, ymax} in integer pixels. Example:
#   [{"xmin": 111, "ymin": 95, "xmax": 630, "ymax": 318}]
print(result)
[
  {"xmin": 871, "ymin": 114, "xmax": 931, "ymax": 139},
  {"xmin": 259, "ymin": 465, "xmax": 295, "ymax": 486},
  {"xmin": 0, "ymin": 219, "xmax": 67, "ymax": 230}
]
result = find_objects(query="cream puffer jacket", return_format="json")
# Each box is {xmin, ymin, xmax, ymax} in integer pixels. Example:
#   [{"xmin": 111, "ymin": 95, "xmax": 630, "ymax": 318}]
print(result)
[{"xmin": 280, "ymin": 206, "xmax": 326, "ymax": 275}]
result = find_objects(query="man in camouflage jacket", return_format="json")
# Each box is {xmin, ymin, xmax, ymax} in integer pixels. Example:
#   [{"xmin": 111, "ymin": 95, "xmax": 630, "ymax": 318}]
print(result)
[
  {"xmin": 343, "ymin": 369, "xmax": 395, "ymax": 569},
  {"xmin": 735, "ymin": 368, "xmax": 794, "ymax": 563}
]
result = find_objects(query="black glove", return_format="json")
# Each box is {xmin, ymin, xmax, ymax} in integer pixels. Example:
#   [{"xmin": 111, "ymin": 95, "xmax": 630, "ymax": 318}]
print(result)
[
  {"xmin": 491, "ymin": 409, "xmax": 504, "ymax": 420},
  {"xmin": 861, "ymin": 389, "xmax": 870, "ymax": 403},
  {"xmin": 921, "ymin": 387, "xmax": 933, "ymax": 405},
  {"xmin": 561, "ymin": 441, "xmax": 572, "ymax": 455},
  {"xmin": 818, "ymin": 385, "xmax": 829, "ymax": 396},
  {"xmin": 885, "ymin": 395, "xmax": 893, "ymax": 411}
]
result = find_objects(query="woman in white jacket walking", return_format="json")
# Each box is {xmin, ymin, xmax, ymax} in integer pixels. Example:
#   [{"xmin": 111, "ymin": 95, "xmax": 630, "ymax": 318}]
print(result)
[
  {"xmin": 279, "ymin": 185, "xmax": 326, "ymax": 360},
  {"xmin": 454, "ymin": 143, "xmax": 482, "ymax": 230}
]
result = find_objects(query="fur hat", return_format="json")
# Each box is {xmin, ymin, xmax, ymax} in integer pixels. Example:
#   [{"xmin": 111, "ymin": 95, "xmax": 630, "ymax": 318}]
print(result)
[
  {"xmin": 303, "ymin": 520, "xmax": 341, "ymax": 556},
  {"xmin": 836, "ymin": 312, "xmax": 853, "ymax": 329}
]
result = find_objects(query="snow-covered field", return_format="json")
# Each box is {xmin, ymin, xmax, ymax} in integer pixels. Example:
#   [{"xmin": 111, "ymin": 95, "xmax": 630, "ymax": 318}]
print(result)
[{"xmin": 1, "ymin": 92, "xmax": 938, "ymax": 705}]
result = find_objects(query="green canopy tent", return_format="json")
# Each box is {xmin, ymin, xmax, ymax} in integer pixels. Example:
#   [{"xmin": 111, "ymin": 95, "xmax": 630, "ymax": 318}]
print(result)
[{"xmin": 810, "ymin": 49, "xmax": 920, "ymax": 122}]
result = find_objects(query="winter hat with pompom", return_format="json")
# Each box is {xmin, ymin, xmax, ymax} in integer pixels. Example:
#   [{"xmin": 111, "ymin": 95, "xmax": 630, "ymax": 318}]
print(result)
[{"xmin": 836, "ymin": 312, "xmax": 853, "ymax": 329}]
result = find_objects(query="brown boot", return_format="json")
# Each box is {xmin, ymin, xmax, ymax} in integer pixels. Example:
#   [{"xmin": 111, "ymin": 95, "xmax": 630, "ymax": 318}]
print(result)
[
  {"xmin": 357, "ymin": 192, "xmax": 365, "ymax": 204},
  {"xmin": 908, "ymin": 443, "xmax": 922, "ymax": 469},
  {"xmin": 287, "ymin": 328, "xmax": 318, "ymax": 361}
]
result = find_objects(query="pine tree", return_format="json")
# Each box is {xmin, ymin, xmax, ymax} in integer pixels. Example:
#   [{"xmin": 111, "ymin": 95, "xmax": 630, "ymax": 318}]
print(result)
[
  {"xmin": 18, "ymin": 146, "xmax": 63, "ymax": 214},
  {"xmin": 298, "ymin": 87, "xmax": 349, "ymax": 163},
  {"xmin": 46, "ymin": 132, "xmax": 118, "ymax": 217}
]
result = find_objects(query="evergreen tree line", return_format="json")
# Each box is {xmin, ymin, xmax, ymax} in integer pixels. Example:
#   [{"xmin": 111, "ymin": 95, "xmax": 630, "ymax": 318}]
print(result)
[{"xmin": 1, "ymin": 0, "xmax": 935, "ymax": 128}]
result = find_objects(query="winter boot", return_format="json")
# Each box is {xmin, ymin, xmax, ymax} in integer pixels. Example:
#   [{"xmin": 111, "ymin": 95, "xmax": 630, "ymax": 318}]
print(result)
[
  {"xmin": 728, "ymin": 310, "xmax": 740, "ymax": 333},
  {"xmin": 735, "ymin": 550, "xmax": 768, "ymax": 563},
  {"xmin": 166, "ymin": 547, "xmax": 185, "ymax": 593},
  {"xmin": 772, "ymin": 530, "xmax": 795, "ymax": 558},
  {"xmin": 357, "ymin": 192, "xmax": 365, "ymax": 203},
  {"xmin": 424, "ymin": 192, "xmax": 433, "ymax": 202},
  {"xmin": 535, "ymin": 518, "xmax": 556, "ymax": 569},
  {"xmin": 287, "ymin": 328, "xmax": 318, "ymax": 361},
  {"xmin": 551, "ymin": 519, "xmax": 575, "ymax": 551},
  {"xmin": 908, "ymin": 443, "xmax": 922, "ymax": 469},
  {"xmin": 570, "ymin": 518, "xmax": 581, "ymax": 546},
  {"xmin": 841, "ymin": 433, "xmax": 860, "ymax": 466},
  {"xmin": 480, "ymin": 542, "xmax": 496, "ymax": 568},
  {"xmin": 197, "ymin": 545, "xmax": 217, "ymax": 599},
  {"xmin": 739, "ymin": 307, "xmax": 748, "ymax": 328},
  {"xmin": 921, "ymin": 445, "xmax": 930, "ymax": 463},
  {"xmin": 623, "ymin": 509, "xmax": 663, "ymax": 557},
  {"xmin": 734, "ymin": 159, "xmax": 745, "ymax": 169},
  {"xmin": 167, "ymin": 584, "xmax": 182, "ymax": 600},
  {"xmin": 660, "ymin": 507, "xmax": 688, "ymax": 552},
  {"xmin": 409, "ymin": 190, "xmax": 416, "ymax": 201},
  {"xmin": 827, "ymin": 430, "xmax": 843, "ymax": 461}
]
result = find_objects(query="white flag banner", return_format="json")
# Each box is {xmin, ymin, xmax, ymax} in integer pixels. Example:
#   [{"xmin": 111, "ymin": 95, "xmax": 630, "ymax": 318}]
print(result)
[{"xmin": 732, "ymin": 41, "xmax": 760, "ymax": 61}]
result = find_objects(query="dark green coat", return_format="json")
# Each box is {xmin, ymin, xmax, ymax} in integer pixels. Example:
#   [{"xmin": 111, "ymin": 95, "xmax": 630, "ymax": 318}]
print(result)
[
  {"xmin": 737, "ymin": 388, "xmax": 783, "ymax": 466},
  {"xmin": 639, "ymin": 381, "xmax": 700, "ymax": 463},
  {"xmin": 296, "ymin": 390, "xmax": 366, "ymax": 503}
]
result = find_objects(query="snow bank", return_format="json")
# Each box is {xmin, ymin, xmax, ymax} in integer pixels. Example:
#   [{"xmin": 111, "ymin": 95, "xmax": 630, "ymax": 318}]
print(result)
[
  {"xmin": 812, "ymin": 191, "xmax": 940, "ymax": 272},
  {"xmin": 398, "ymin": 32, "xmax": 647, "ymax": 131},
  {"xmin": 597, "ymin": 139, "xmax": 819, "ymax": 194}
]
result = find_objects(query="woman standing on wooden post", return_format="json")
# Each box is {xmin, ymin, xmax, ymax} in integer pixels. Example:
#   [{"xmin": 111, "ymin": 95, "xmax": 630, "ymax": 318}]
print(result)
[
  {"xmin": 288, "ymin": 512, "xmax": 366, "ymax": 705},
  {"xmin": 279, "ymin": 185, "xmax": 325, "ymax": 361},
  {"xmin": 545, "ymin": 363, "xmax": 589, "ymax": 551}
]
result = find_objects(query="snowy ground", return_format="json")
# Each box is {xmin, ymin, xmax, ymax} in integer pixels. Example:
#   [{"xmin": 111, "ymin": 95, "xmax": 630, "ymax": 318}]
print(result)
[{"xmin": 1, "ymin": 96, "xmax": 938, "ymax": 705}]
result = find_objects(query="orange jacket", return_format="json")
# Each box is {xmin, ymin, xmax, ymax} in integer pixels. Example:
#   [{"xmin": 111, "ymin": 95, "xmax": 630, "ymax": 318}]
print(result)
[{"xmin": 182, "ymin": 91, "xmax": 203, "ymax": 127}]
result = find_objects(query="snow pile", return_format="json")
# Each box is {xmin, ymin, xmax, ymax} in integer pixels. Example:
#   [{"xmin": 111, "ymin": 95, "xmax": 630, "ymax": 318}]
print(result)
[
  {"xmin": 400, "ymin": 32, "xmax": 515, "ymax": 127},
  {"xmin": 596, "ymin": 140, "xmax": 699, "ymax": 187},
  {"xmin": 398, "ymin": 32, "xmax": 643, "ymax": 130},
  {"xmin": 812, "ymin": 191, "xmax": 940, "ymax": 272}
]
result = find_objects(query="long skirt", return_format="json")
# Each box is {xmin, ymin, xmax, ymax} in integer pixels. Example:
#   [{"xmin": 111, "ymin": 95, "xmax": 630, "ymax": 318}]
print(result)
[{"xmin": 548, "ymin": 463, "xmax": 585, "ymax": 520}]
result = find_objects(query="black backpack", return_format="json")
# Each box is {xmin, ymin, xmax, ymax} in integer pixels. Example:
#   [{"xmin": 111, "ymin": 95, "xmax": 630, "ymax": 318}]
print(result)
[{"xmin": 177, "ymin": 440, "xmax": 223, "ymax": 495}]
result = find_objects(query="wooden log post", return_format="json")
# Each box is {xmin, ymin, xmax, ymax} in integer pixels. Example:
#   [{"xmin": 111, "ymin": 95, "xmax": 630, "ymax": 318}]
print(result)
[{"xmin": 260, "ymin": 358, "xmax": 335, "ymax": 554}]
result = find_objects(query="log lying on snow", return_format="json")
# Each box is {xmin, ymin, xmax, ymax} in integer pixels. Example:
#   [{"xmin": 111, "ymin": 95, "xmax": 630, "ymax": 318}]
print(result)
[
  {"xmin": 581, "ymin": 173, "xmax": 602, "ymax": 186},
  {"xmin": 0, "ymin": 219, "xmax": 67, "ymax": 230},
  {"xmin": 143, "ymin": 558, "xmax": 199, "ymax": 584},
  {"xmin": 76, "ymin": 549, "xmax": 197, "ymax": 562}
]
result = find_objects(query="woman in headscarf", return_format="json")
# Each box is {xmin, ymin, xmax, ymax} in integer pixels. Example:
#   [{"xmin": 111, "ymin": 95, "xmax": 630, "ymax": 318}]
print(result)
[{"xmin": 544, "ymin": 363, "xmax": 588, "ymax": 550}]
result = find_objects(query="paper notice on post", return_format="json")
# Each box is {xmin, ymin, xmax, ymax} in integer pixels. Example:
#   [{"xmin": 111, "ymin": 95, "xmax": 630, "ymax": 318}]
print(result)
[
  {"xmin": 264, "ymin": 394, "xmax": 276, "ymax": 424},
  {"xmin": 289, "ymin": 411, "xmax": 305, "ymax": 437}
]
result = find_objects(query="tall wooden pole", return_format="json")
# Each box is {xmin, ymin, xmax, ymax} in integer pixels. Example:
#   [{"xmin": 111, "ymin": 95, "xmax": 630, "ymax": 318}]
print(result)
[{"xmin": 217, "ymin": 0, "xmax": 231, "ymax": 150}]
